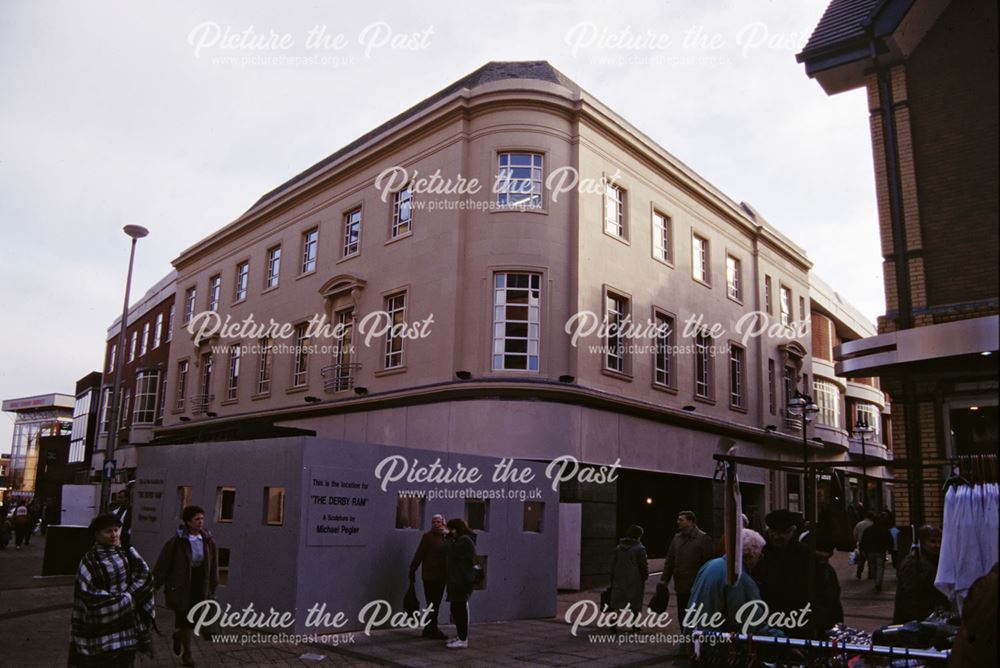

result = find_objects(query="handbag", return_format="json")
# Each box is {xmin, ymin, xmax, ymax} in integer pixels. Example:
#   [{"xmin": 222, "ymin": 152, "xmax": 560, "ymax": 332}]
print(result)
[
  {"xmin": 600, "ymin": 587, "xmax": 612, "ymax": 610},
  {"xmin": 402, "ymin": 583, "xmax": 420, "ymax": 615},
  {"xmin": 848, "ymin": 549, "xmax": 858, "ymax": 566},
  {"xmin": 648, "ymin": 582, "xmax": 670, "ymax": 613}
]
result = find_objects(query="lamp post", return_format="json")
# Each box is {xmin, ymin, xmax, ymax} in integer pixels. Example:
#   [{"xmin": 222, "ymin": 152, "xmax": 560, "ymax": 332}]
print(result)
[
  {"xmin": 787, "ymin": 391, "xmax": 820, "ymax": 523},
  {"xmin": 853, "ymin": 414, "xmax": 874, "ymax": 510},
  {"xmin": 100, "ymin": 224, "xmax": 149, "ymax": 512}
]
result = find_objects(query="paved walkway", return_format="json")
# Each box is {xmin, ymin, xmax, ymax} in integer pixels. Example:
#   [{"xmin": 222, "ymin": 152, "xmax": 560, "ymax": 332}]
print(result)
[{"xmin": 0, "ymin": 536, "xmax": 897, "ymax": 667}]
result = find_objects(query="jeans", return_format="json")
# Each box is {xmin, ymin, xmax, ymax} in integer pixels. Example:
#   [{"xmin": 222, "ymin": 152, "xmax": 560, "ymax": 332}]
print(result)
[
  {"xmin": 450, "ymin": 601, "xmax": 469, "ymax": 640},
  {"xmin": 423, "ymin": 580, "xmax": 445, "ymax": 630},
  {"xmin": 866, "ymin": 551, "xmax": 886, "ymax": 588}
]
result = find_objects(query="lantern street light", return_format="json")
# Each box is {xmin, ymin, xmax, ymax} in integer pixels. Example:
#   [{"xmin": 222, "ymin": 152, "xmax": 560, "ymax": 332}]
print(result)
[
  {"xmin": 100, "ymin": 224, "xmax": 149, "ymax": 512},
  {"xmin": 853, "ymin": 414, "xmax": 875, "ymax": 510},
  {"xmin": 786, "ymin": 391, "xmax": 820, "ymax": 523}
]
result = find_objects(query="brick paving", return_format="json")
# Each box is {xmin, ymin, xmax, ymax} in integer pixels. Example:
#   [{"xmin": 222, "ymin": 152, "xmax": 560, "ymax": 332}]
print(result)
[{"xmin": 0, "ymin": 536, "xmax": 897, "ymax": 667}]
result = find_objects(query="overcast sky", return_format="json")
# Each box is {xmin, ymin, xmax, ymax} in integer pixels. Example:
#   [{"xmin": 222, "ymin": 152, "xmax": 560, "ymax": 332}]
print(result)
[{"xmin": 0, "ymin": 0, "xmax": 882, "ymax": 454}]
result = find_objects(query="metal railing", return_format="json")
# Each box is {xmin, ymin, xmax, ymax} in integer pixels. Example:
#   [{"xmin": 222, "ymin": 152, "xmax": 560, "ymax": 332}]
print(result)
[
  {"xmin": 321, "ymin": 363, "xmax": 361, "ymax": 392},
  {"xmin": 190, "ymin": 394, "xmax": 214, "ymax": 415}
]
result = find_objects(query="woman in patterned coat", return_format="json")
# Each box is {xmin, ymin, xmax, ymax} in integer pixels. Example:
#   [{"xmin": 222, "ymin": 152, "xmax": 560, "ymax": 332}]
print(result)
[{"xmin": 69, "ymin": 512, "xmax": 155, "ymax": 667}]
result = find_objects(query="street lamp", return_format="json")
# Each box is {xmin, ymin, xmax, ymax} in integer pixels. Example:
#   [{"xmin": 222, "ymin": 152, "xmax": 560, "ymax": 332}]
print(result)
[
  {"xmin": 100, "ymin": 224, "xmax": 149, "ymax": 512},
  {"xmin": 853, "ymin": 414, "xmax": 874, "ymax": 510},
  {"xmin": 786, "ymin": 391, "xmax": 819, "ymax": 523}
]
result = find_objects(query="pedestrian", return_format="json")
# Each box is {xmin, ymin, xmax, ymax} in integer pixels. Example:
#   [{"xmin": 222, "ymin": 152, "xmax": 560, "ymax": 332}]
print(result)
[
  {"xmin": 811, "ymin": 529, "xmax": 844, "ymax": 636},
  {"xmin": 853, "ymin": 512, "xmax": 874, "ymax": 579},
  {"xmin": 893, "ymin": 525, "xmax": 949, "ymax": 623},
  {"xmin": 860, "ymin": 512, "xmax": 893, "ymax": 592},
  {"xmin": 660, "ymin": 511, "xmax": 714, "ymax": 627},
  {"xmin": 153, "ymin": 505, "xmax": 219, "ymax": 667},
  {"xmin": 0, "ymin": 516, "xmax": 11, "ymax": 549},
  {"xmin": 443, "ymin": 518, "xmax": 477, "ymax": 649},
  {"xmin": 408, "ymin": 513, "xmax": 449, "ymax": 640},
  {"xmin": 114, "ymin": 488, "xmax": 133, "ymax": 548},
  {"xmin": 68, "ymin": 512, "xmax": 155, "ymax": 667},
  {"xmin": 12, "ymin": 503, "xmax": 32, "ymax": 549},
  {"xmin": 753, "ymin": 510, "xmax": 811, "ymax": 619},
  {"xmin": 609, "ymin": 524, "xmax": 649, "ymax": 627}
]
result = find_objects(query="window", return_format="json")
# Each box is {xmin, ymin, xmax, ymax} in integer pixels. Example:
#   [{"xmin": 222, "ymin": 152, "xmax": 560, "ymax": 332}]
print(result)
[
  {"xmin": 729, "ymin": 345, "xmax": 746, "ymax": 409},
  {"xmin": 196, "ymin": 352, "xmax": 213, "ymax": 413},
  {"xmin": 604, "ymin": 182, "xmax": 625, "ymax": 238},
  {"xmin": 497, "ymin": 152, "xmax": 543, "ymax": 208},
  {"xmin": 653, "ymin": 311, "xmax": 675, "ymax": 388},
  {"xmin": 783, "ymin": 366, "xmax": 797, "ymax": 407},
  {"xmin": 208, "ymin": 274, "xmax": 221, "ymax": 312},
  {"xmin": 69, "ymin": 391, "xmax": 93, "ymax": 463},
  {"xmin": 780, "ymin": 286, "xmax": 791, "ymax": 327},
  {"xmin": 266, "ymin": 246, "xmax": 281, "ymax": 289},
  {"xmin": 133, "ymin": 370, "xmax": 161, "ymax": 425},
  {"xmin": 465, "ymin": 499, "xmax": 489, "ymax": 531},
  {"xmin": 153, "ymin": 313, "xmax": 163, "ymax": 349},
  {"xmin": 856, "ymin": 403, "xmax": 882, "ymax": 443},
  {"xmin": 100, "ymin": 387, "xmax": 112, "ymax": 433},
  {"xmin": 108, "ymin": 344, "xmax": 117, "ymax": 373},
  {"xmin": 384, "ymin": 292, "xmax": 406, "ymax": 369},
  {"xmin": 329, "ymin": 310, "xmax": 355, "ymax": 391},
  {"xmin": 184, "ymin": 287, "xmax": 196, "ymax": 324},
  {"xmin": 226, "ymin": 345, "xmax": 241, "ymax": 401},
  {"xmin": 695, "ymin": 330, "xmax": 712, "ymax": 399},
  {"xmin": 128, "ymin": 331, "xmax": 137, "ymax": 362},
  {"xmin": 692, "ymin": 234, "xmax": 710, "ymax": 283},
  {"xmin": 653, "ymin": 211, "xmax": 672, "ymax": 263},
  {"xmin": 166, "ymin": 304, "xmax": 174, "ymax": 342},
  {"xmin": 395, "ymin": 494, "xmax": 424, "ymax": 529},
  {"xmin": 492, "ymin": 272, "xmax": 540, "ymax": 371},
  {"xmin": 292, "ymin": 324, "xmax": 309, "ymax": 387},
  {"xmin": 523, "ymin": 501, "xmax": 544, "ymax": 533},
  {"xmin": 140, "ymin": 322, "xmax": 150, "ymax": 356},
  {"xmin": 391, "ymin": 186, "xmax": 412, "ymax": 238},
  {"xmin": 768, "ymin": 359, "xmax": 776, "ymax": 415},
  {"xmin": 234, "ymin": 261, "xmax": 249, "ymax": 302},
  {"xmin": 799, "ymin": 296, "xmax": 807, "ymax": 321},
  {"xmin": 726, "ymin": 255, "xmax": 742, "ymax": 301},
  {"xmin": 263, "ymin": 487, "xmax": 285, "ymax": 525},
  {"xmin": 119, "ymin": 388, "xmax": 130, "ymax": 429},
  {"xmin": 343, "ymin": 209, "xmax": 361, "ymax": 257},
  {"xmin": 301, "ymin": 228, "xmax": 318, "ymax": 274},
  {"xmin": 257, "ymin": 337, "xmax": 272, "ymax": 394},
  {"xmin": 216, "ymin": 487, "xmax": 236, "ymax": 522},
  {"xmin": 217, "ymin": 547, "xmax": 230, "ymax": 586},
  {"xmin": 175, "ymin": 360, "xmax": 188, "ymax": 411},
  {"xmin": 157, "ymin": 374, "xmax": 167, "ymax": 421},
  {"xmin": 814, "ymin": 378, "xmax": 840, "ymax": 428},
  {"xmin": 604, "ymin": 291, "xmax": 629, "ymax": 374},
  {"xmin": 764, "ymin": 275, "xmax": 773, "ymax": 315}
]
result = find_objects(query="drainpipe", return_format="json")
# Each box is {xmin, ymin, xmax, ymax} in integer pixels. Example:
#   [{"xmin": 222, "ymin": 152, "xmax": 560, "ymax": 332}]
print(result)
[{"xmin": 863, "ymin": 19, "xmax": 923, "ymax": 523}]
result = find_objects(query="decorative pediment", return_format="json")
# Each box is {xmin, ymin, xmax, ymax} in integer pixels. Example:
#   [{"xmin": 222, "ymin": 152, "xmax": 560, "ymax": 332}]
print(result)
[
  {"xmin": 319, "ymin": 274, "xmax": 367, "ymax": 299},
  {"xmin": 779, "ymin": 341, "xmax": 807, "ymax": 360}
]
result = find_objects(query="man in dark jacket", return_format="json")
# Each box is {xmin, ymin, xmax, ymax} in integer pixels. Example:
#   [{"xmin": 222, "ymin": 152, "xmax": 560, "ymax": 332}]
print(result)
[
  {"xmin": 610, "ymin": 525, "xmax": 649, "ymax": 620},
  {"xmin": 409, "ymin": 513, "xmax": 449, "ymax": 639},
  {"xmin": 659, "ymin": 510, "xmax": 714, "ymax": 624},
  {"xmin": 861, "ymin": 512, "xmax": 893, "ymax": 592},
  {"xmin": 753, "ymin": 510, "xmax": 810, "ymax": 620},
  {"xmin": 893, "ymin": 525, "xmax": 949, "ymax": 623}
]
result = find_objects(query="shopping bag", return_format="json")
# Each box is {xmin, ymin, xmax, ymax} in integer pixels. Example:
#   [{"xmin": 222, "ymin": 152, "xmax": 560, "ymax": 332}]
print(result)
[
  {"xmin": 402, "ymin": 583, "xmax": 420, "ymax": 615},
  {"xmin": 848, "ymin": 549, "xmax": 858, "ymax": 566},
  {"xmin": 648, "ymin": 582, "xmax": 670, "ymax": 614}
]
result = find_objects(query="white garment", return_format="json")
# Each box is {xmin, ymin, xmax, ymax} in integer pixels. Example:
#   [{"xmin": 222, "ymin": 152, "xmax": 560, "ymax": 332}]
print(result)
[
  {"xmin": 935, "ymin": 483, "xmax": 999, "ymax": 614},
  {"xmin": 188, "ymin": 533, "xmax": 205, "ymax": 567}
]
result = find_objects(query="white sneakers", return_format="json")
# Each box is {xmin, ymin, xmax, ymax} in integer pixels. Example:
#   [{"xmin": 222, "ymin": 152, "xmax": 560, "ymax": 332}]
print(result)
[{"xmin": 446, "ymin": 638, "xmax": 468, "ymax": 649}]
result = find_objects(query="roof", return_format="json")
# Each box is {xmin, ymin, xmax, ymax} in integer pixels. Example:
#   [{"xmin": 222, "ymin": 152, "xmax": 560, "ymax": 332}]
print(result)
[
  {"xmin": 798, "ymin": 0, "xmax": 881, "ymax": 58},
  {"xmin": 248, "ymin": 61, "xmax": 583, "ymax": 211}
]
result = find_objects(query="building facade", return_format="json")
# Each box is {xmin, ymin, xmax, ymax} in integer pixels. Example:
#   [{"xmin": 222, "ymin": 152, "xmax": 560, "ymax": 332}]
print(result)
[
  {"xmin": 145, "ymin": 63, "xmax": 885, "ymax": 593},
  {"xmin": 93, "ymin": 271, "xmax": 176, "ymax": 485},
  {"xmin": 1, "ymin": 394, "xmax": 75, "ymax": 501},
  {"xmin": 798, "ymin": 0, "xmax": 999, "ymax": 525}
]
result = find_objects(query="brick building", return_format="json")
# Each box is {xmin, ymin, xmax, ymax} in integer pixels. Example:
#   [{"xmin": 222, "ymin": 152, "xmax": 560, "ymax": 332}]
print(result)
[{"xmin": 798, "ymin": 0, "xmax": 999, "ymax": 525}]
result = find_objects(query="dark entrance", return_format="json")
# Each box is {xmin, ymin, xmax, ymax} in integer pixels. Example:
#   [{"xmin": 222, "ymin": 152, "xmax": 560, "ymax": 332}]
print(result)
[{"xmin": 615, "ymin": 469, "xmax": 714, "ymax": 558}]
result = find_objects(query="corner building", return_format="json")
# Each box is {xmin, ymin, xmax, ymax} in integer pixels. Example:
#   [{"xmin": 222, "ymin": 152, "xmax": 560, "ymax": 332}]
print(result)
[{"xmin": 155, "ymin": 62, "xmax": 872, "ymax": 590}]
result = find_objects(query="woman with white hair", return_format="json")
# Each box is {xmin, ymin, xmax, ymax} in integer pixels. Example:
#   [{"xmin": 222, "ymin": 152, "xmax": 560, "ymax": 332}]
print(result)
[{"xmin": 684, "ymin": 529, "xmax": 777, "ymax": 635}]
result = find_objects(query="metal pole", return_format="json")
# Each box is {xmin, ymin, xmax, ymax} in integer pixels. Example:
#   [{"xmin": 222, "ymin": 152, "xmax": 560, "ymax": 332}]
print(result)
[
  {"xmin": 100, "ymin": 236, "xmax": 139, "ymax": 512},
  {"xmin": 802, "ymin": 417, "xmax": 811, "ymax": 524},
  {"xmin": 860, "ymin": 429, "xmax": 869, "ymax": 510}
]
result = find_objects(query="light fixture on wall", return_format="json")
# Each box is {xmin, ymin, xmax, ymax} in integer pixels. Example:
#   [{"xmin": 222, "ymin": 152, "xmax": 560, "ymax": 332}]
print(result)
[
  {"xmin": 455, "ymin": 371, "xmax": 472, "ymax": 380},
  {"xmin": 354, "ymin": 387, "xmax": 368, "ymax": 396},
  {"xmin": 682, "ymin": 405, "xmax": 696, "ymax": 412},
  {"xmin": 304, "ymin": 396, "xmax": 321, "ymax": 403},
  {"xmin": 205, "ymin": 411, "xmax": 218, "ymax": 418},
  {"xmin": 765, "ymin": 424, "xmax": 778, "ymax": 432},
  {"xmin": 645, "ymin": 497, "xmax": 653, "ymax": 505},
  {"xmin": 179, "ymin": 416, "xmax": 191, "ymax": 423},
  {"xmin": 558, "ymin": 375, "xmax": 575, "ymax": 383}
]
